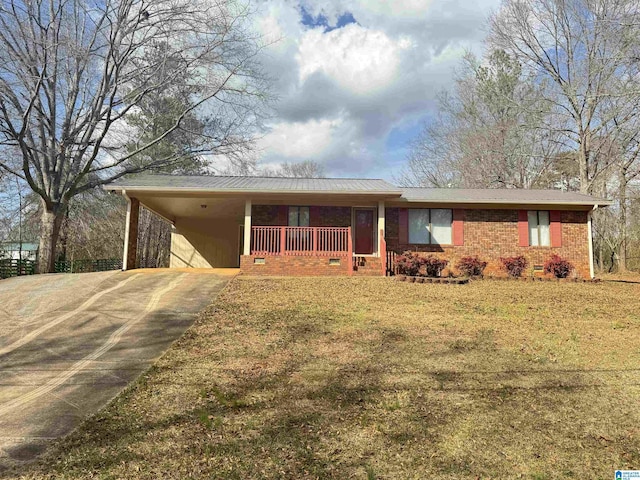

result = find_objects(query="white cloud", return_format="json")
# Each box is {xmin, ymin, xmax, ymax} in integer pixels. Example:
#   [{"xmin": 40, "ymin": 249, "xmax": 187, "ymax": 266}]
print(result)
[
  {"xmin": 298, "ymin": 24, "xmax": 405, "ymax": 95},
  {"xmin": 251, "ymin": 0, "xmax": 501, "ymax": 178},
  {"xmin": 258, "ymin": 117, "xmax": 345, "ymax": 158}
]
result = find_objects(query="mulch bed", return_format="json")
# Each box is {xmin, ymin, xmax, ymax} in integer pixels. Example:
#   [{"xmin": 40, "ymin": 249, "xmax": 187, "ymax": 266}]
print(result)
[
  {"xmin": 394, "ymin": 275, "xmax": 468, "ymax": 284},
  {"xmin": 482, "ymin": 275, "xmax": 601, "ymax": 283},
  {"xmin": 393, "ymin": 275, "xmax": 601, "ymax": 284}
]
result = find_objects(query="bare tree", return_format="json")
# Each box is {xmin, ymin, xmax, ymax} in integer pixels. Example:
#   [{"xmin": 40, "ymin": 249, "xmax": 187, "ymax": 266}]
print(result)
[
  {"xmin": 136, "ymin": 207, "xmax": 171, "ymax": 268},
  {"xmin": 487, "ymin": 0, "xmax": 640, "ymax": 272},
  {"xmin": 399, "ymin": 50, "xmax": 558, "ymax": 188},
  {"xmin": 0, "ymin": 0, "xmax": 268, "ymax": 272},
  {"xmin": 489, "ymin": 0, "xmax": 640, "ymax": 195},
  {"xmin": 262, "ymin": 160, "xmax": 326, "ymax": 178},
  {"xmin": 61, "ymin": 190, "xmax": 126, "ymax": 262},
  {"xmin": 598, "ymin": 127, "xmax": 640, "ymax": 270}
]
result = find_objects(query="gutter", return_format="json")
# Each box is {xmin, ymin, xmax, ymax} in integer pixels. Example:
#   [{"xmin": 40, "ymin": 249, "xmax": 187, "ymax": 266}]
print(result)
[
  {"xmin": 393, "ymin": 198, "xmax": 614, "ymax": 206},
  {"xmin": 587, "ymin": 204, "xmax": 599, "ymax": 279}
]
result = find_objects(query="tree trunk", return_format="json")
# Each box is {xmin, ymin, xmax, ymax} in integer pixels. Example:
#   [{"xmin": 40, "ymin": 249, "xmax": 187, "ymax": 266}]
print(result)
[
  {"xmin": 38, "ymin": 204, "xmax": 65, "ymax": 274},
  {"xmin": 618, "ymin": 166, "xmax": 628, "ymax": 272},
  {"xmin": 58, "ymin": 205, "xmax": 70, "ymax": 264}
]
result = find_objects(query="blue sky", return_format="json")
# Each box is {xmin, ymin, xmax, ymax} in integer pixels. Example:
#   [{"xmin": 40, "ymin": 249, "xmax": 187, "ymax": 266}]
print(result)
[
  {"xmin": 299, "ymin": 7, "xmax": 356, "ymax": 31},
  {"xmin": 254, "ymin": 0, "xmax": 501, "ymax": 180}
]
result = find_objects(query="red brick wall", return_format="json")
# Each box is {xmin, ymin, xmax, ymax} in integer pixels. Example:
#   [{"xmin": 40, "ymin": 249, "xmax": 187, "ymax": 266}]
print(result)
[
  {"xmin": 252, "ymin": 205, "xmax": 350, "ymax": 227},
  {"xmin": 314, "ymin": 206, "xmax": 351, "ymax": 227},
  {"xmin": 240, "ymin": 255, "xmax": 350, "ymax": 276},
  {"xmin": 385, "ymin": 208, "xmax": 591, "ymax": 278},
  {"xmin": 252, "ymin": 205, "xmax": 286, "ymax": 226}
]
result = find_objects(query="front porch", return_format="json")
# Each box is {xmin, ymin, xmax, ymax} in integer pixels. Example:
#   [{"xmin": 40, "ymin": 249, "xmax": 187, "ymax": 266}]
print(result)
[{"xmin": 239, "ymin": 201, "xmax": 387, "ymax": 276}]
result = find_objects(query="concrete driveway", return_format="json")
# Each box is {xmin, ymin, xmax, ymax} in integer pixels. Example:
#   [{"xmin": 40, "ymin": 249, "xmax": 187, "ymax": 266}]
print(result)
[{"xmin": 0, "ymin": 269, "xmax": 235, "ymax": 470}]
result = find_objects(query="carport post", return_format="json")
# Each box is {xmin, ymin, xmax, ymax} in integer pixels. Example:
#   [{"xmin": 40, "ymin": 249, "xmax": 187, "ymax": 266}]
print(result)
[
  {"xmin": 122, "ymin": 192, "xmax": 140, "ymax": 271},
  {"xmin": 243, "ymin": 199, "xmax": 252, "ymax": 256}
]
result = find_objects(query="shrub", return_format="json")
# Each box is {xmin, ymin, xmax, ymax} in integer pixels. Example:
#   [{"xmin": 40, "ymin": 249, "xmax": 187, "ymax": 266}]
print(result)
[
  {"xmin": 500, "ymin": 255, "xmax": 528, "ymax": 277},
  {"xmin": 544, "ymin": 254, "xmax": 574, "ymax": 278},
  {"xmin": 455, "ymin": 256, "xmax": 487, "ymax": 277},
  {"xmin": 394, "ymin": 252, "xmax": 449, "ymax": 277},
  {"xmin": 422, "ymin": 255, "xmax": 449, "ymax": 277},
  {"xmin": 395, "ymin": 251, "xmax": 423, "ymax": 276}
]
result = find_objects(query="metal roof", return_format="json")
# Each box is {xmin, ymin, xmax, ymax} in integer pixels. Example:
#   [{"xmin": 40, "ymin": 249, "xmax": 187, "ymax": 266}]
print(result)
[
  {"xmin": 399, "ymin": 187, "xmax": 612, "ymax": 205},
  {"xmin": 106, "ymin": 175, "xmax": 401, "ymax": 195},
  {"xmin": 105, "ymin": 174, "xmax": 611, "ymax": 205},
  {"xmin": 0, "ymin": 242, "xmax": 39, "ymax": 251}
]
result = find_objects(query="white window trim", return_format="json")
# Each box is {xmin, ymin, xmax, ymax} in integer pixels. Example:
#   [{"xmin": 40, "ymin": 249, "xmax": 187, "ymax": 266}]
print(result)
[
  {"xmin": 408, "ymin": 208, "xmax": 453, "ymax": 245},
  {"xmin": 528, "ymin": 210, "xmax": 551, "ymax": 247}
]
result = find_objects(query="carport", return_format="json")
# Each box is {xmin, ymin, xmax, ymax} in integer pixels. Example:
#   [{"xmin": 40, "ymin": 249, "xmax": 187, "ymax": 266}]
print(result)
[{"xmin": 118, "ymin": 192, "xmax": 246, "ymax": 270}]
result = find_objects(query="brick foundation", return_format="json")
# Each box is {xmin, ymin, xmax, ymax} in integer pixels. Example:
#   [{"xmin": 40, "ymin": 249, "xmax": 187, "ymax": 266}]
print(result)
[
  {"xmin": 385, "ymin": 208, "xmax": 591, "ymax": 278},
  {"xmin": 241, "ymin": 255, "xmax": 351, "ymax": 276}
]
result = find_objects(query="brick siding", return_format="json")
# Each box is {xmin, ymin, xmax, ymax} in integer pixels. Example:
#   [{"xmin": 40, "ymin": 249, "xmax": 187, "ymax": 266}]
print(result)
[
  {"xmin": 240, "ymin": 254, "xmax": 350, "ymax": 276},
  {"xmin": 314, "ymin": 206, "xmax": 351, "ymax": 227},
  {"xmin": 252, "ymin": 205, "xmax": 285, "ymax": 226},
  {"xmin": 385, "ymin": 207, "xmax": 591, "ymax": 278},
  {"xmin": 252, "ymin": 205, "xmax": 351, "ymax": 227}
]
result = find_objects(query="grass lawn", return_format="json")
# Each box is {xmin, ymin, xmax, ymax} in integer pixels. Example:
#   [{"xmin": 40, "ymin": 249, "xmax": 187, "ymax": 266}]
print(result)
[{"xmin": 17, "ymin": 277, "xmax": 640, "ymax": 479}]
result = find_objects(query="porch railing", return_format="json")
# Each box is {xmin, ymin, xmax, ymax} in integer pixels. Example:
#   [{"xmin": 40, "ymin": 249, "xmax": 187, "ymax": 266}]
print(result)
[{"xmin": 251, "ymin": 226, "xmax": 351, "ymax": 256}]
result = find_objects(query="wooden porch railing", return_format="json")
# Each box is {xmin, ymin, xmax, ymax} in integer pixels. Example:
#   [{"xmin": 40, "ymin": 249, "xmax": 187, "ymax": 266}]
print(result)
[
  {"xmin": 251, "ymin": 226, "xmax": 352, "ymax": 256},
  {"xmin": 385, "ymin": 250, "xmax": 398, "ymax": 276}
]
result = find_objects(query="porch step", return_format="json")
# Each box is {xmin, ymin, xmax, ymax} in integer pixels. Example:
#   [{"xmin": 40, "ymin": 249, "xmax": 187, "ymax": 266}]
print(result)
[{"xmin": 352, "ymin": 257, "xmax": 385, "ymax": 276}]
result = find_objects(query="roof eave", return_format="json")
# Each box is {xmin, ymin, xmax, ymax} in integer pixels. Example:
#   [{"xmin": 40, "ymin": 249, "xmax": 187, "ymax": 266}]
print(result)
[
  {"xmin": 104, "ymin": 185, "xmax": 403, "ymax": 196},
  {"xmin": 104, "ymin": 185, "xmax": 613, "ymax": 206}
]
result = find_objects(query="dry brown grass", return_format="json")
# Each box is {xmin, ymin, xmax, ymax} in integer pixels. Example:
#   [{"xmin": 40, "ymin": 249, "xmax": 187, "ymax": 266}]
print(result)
[{"xmin": 13, "ymin": 277, "xmax": 640, "ymax": 479}]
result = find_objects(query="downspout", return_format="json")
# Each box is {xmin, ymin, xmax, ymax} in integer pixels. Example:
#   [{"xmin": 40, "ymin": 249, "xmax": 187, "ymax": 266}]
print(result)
[{"xmin": 587, "ymin": 204, "xmax": 598, "ymax": 279}]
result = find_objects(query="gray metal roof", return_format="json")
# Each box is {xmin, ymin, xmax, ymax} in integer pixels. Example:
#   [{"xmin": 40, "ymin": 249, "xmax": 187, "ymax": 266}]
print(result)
[
  {"xmin": 105, "ymin": 174, "xmax": 611, "ymax": 205},
  {"xmin": 399, "ymin": 188, "xmax": 612, "ymax": 206},
  {"xmin": 106, "ymin": 175, "xmax": 401, "ymax": 195}
]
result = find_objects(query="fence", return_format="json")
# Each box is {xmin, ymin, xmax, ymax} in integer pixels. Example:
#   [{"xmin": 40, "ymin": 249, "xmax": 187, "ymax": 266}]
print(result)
[
  {"xmin": 0, "ymin": 259, "xmax": 36, "ymax": 279},
  {"xmin": 54, "ymin": 258, "xmax": 122, "ymax": 273},
  {"xmin": 0, "ymin": 258, "xmax": 122, "ymax": 279}
]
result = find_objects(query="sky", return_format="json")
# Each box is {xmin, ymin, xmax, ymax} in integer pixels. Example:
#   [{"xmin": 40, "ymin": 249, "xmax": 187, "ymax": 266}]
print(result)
[{"xmin": 253, "ymin": 0, "xmax": 502, "ymax": 181}]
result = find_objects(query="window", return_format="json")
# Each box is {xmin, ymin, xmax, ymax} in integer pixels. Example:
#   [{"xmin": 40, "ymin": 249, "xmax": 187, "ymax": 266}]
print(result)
[
  {"xmin": 288, "ymin": 206, "xmax": 309, "ymax": 227},
  {"xmin": 528, "ymin": 210, "xmax": 550, "ymax": 246},
  {"xmin": 408, "ymin": 209, "xmax": 452, "ymax": 245}
]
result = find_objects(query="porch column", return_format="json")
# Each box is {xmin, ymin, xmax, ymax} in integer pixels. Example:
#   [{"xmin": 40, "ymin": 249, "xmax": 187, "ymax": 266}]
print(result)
[
  {"xmin": 377, "ymin": 200, "xmax": 385, "ymax": 256},
  {"xmin": 122, "ymin": 193, "xmax": 139, "ymax": 271},
  {"xmin": 243, "ymin": 198, "xmax": 252, "ymax": 256}
]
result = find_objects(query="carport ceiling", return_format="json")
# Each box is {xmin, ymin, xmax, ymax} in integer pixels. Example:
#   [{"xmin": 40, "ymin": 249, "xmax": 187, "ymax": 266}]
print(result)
[{"xmin": 137, "ymin": 196, "xmax": 246, "ymax": 222}]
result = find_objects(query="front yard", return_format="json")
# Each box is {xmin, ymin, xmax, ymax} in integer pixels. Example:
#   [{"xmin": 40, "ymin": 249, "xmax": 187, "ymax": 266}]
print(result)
[{"xmin": 18, "ymin": 277, "xmax": 640, "ymax": 479}]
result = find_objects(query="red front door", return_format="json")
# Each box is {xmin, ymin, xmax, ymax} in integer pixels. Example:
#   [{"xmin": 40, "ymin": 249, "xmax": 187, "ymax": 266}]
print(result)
[{"xmin": 354, "ymin": 209, "xmax": 374, "ymax": 254}]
